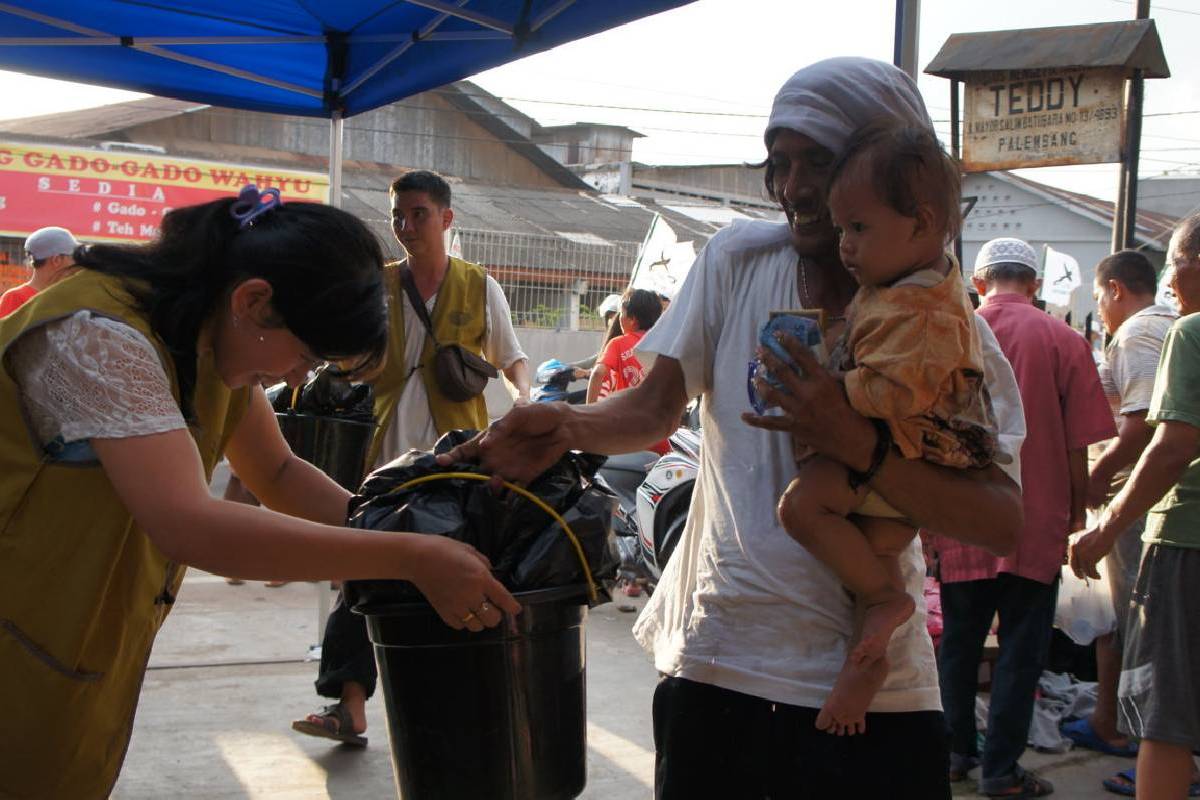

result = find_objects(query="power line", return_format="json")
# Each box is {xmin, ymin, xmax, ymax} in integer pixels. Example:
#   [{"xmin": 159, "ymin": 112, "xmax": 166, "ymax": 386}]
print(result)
[{"xmin": 1108, "ymin": 0, "xmax": 1200, "ymax": 15}]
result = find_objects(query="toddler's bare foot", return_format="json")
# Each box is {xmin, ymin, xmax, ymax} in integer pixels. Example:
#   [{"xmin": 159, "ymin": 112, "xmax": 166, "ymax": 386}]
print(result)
[
  {"xmin": 850, "ymin": 591, "xmax": 915, "ymax": 665},
  {"xmin": 815, "ymin": 655, "xmax": 889, "ymax": 736}
]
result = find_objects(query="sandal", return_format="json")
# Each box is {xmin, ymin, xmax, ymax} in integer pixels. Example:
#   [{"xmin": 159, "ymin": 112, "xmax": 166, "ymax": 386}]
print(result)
[
  {"xmin": 949, "ymin": 753, "xmax": 979, "ymax": 782},
  {"xmin": 1102, "ymin": 767, "xmax": 1200, "ymax": 797},
  {"xmin": 985, "ymin": 768, "xmax": 1053, "ymax": 798},
  {"xmin": 291, "ymin": 703, "xmax": 367, "ymax": 747},
  {"xmin": 1061, "ymin": 718, "xmax": 1138, "ymax": 757}
]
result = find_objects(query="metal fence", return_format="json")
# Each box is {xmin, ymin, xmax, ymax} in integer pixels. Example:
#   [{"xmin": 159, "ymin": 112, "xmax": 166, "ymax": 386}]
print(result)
[{"xmin": 457, "ymin": 228, "xmax": 638, "ymax": 331}]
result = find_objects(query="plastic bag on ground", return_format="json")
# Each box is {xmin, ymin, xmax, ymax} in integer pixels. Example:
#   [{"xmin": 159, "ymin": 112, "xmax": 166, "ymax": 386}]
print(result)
[{"xmin": 345, "ymin": 430, "xmax": 619, "ymax": 611}]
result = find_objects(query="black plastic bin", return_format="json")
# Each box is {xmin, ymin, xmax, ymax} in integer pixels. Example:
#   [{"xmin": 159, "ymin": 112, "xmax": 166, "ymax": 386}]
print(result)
[
  {"xmin": 354, "ymin": 585, "xmax": 589, "ymax": 800},
  {"xmin": 276, "ymin": 412, "xmax": 375, "ymax": 491}
]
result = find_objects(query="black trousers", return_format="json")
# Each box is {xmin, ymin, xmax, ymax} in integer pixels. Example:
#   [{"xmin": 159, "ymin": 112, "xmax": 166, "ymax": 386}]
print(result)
[
  {"xmin": 653, "ymin": 676, "xmax": 951, "ymax": 800},
  {"xmin": 937, "ymin": 573, "xmax": 1058, "ymax": 792},
  {"xmin": 314, "ymin": 589, "xmax": 377, "ymax": 700}
]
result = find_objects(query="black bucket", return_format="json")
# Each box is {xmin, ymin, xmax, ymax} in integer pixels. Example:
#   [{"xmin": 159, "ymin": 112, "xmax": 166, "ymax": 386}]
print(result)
[
  {"xmin": 275, "ymin": 412, "xmax": 375, "ymax": 492},
  {"xmin": 356, "ymin": 585, "xmax": 588, "ymax": 800}
]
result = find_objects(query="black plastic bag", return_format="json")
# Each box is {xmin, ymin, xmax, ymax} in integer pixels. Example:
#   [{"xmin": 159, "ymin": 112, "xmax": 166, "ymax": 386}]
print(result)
[
  {"xmin": 267, "ymin": 366, "xmax": 373, "ymax": 421},
  {"xmin": 345, "ymin": 430, "xmax": 619, "ymax": 610}
]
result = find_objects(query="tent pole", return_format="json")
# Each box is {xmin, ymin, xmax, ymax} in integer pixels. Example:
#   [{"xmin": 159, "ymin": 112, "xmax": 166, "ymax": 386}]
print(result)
[
  {"xmin": 329, "ymin": 110, "xmax": 344, "ymax": 208},
  {"xmin": 893, "ymin": 0, "xmax": 920, "ymax": 79}
]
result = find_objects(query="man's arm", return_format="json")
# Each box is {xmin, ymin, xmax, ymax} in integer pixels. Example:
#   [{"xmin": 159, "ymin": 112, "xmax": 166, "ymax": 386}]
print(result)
[
  {"xmin": 1071, "ymin": 419, "xmax": 1199, "ymax": 578},
  {"xmin": 439, "ymin": 356, "xmax": 688, "ymax": 482},
  {"xmin": 744, "ymin": 334, "xmax": 1021, "ymax": 555},
  {"xmin": 501, "ymin": 357, "xmax": 531, "ymax": 405},
  {"xmin": 1087, "ymin": 411, "xmax": 1153, "ymax": 507},
  {"xmin": 1068, "ymin": 447, "xmax": 1089, "ymax": 533}
]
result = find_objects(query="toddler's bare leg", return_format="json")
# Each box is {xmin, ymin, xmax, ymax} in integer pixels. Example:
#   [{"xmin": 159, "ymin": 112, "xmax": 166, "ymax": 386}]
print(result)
[
  {"xmin": 779, "ymin": 458, "xmax": 914, "ymax": 654},
  {"xmin": 849, "ymin": 516, "xmax": 916, "ymax": 664},
  {"xmin": 778, "ymin": 457, "xmax": 915, "ymax": 736}
]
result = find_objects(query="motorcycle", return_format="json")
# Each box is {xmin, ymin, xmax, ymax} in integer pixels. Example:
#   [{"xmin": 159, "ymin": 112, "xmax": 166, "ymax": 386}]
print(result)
[
  {"xmin": 633, "ymin": 426, "xmax": 699, "ymax": 589},
  {"xmin": 603, "ymin": 404, "xmax": 701, "ymax": 595},
  {"xmin": 532, "ymin": 358, "xmax": 587, "ymax": 405}
]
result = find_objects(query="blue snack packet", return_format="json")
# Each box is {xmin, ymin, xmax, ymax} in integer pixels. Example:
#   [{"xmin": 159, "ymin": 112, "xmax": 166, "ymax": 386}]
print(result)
[{"xmin": 747, "ymin": 313, "xmax": 823, "ymax": 414}]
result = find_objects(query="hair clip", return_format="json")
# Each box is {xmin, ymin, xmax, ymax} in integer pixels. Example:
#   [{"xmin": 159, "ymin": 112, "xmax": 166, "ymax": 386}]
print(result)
[{"xmin": 230, "ymin": 185, "xmax": 283, "ymax": 229}]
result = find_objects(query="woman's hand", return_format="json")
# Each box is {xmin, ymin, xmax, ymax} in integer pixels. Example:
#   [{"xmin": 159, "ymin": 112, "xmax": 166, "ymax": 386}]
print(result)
[
  {"xmin": 741, "ymin": 332, "xmax": 876, "ymax": 471},
  {"xmin": 407, "ymin": 536, "xmax": 522, "ymax": 631}
]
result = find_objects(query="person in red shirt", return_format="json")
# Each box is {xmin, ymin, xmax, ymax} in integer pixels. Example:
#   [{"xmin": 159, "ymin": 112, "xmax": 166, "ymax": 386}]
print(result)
[
  {"xmin": 587, "ymin": 288, "xmax": 668, "ymax": 455},
  {"xmin": 0, "ymin": 227, "xmax": 80, "ymax": 317}
]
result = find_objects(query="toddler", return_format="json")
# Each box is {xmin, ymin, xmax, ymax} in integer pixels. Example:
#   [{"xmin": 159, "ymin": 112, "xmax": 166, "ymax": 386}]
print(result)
[{"xmin": 773, "ymin": 122, "xmax": 999, "ymax": 735}]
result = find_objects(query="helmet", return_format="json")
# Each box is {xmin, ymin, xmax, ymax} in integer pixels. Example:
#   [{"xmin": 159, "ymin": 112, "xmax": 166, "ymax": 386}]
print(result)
[{"xmin": 597, "ymin": 293, "xmax": 622, "ymax": 318}]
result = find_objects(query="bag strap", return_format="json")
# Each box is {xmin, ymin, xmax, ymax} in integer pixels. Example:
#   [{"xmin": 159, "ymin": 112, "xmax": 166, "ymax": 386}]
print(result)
[{"xmin": 399, "ymin": 266, "xmax": 441, "ymax": 347}]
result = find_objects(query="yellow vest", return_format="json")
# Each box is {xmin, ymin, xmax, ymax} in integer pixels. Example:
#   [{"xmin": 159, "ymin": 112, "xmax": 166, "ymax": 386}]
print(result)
[
  {"xmin": 0, "ymin": 270, "xmax": 250, "ymax": 799},
  {"xmin": 367, "ymin": 257, "xmax": 490, "ymax": 467}
]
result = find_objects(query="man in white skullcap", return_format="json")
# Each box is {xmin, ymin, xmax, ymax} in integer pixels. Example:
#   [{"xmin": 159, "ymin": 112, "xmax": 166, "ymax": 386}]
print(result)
[
  {"xmin": 933, "ymin": 237, "xmax": 1114, "ymax": 797},
  {"xmin": 441, "ymin": 59, "xmax": 1027, "ymax": 798}
]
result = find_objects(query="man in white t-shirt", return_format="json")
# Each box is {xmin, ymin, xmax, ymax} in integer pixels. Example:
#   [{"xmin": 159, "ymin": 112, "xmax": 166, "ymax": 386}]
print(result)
[
  {"xmin": 293, "ymin": 170, "xmax": 529, "ymax": 746},
  {"xmin": 442, "ymin": 59, "xmax": 1024, "ymax": 798}
]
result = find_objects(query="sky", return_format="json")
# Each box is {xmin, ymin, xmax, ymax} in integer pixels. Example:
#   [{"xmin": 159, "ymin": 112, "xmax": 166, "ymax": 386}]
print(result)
[{"xmin": 1, "ymin": 0, "xmax": 1196, "ymax": 203}]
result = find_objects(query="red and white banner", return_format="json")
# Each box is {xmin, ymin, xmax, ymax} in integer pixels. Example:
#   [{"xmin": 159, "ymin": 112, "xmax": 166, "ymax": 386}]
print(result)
[{"xmin": 0, "ymin": 141, "xmax": 328, "ymax": 243}]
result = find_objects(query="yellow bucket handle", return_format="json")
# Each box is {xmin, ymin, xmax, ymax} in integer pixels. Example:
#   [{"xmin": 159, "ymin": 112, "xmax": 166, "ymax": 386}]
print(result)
[{"xmin": 393, "ymin": 471, "xmax": 599, "ymax": 604}]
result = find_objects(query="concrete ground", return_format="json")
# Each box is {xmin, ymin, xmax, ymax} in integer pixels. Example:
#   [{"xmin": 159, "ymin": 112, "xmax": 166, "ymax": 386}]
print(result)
[
  {"xmin": 110, "ymin": 570, "xmax": 1139, "ymax": 799},
  {"xmin": 110, "ymin": 463, "xmax": 1138, "ymax": 798}
]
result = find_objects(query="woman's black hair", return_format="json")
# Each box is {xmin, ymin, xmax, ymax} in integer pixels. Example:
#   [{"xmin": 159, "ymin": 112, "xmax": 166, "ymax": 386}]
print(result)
[
  {"xmin": 74, "ymin": 197, "xmax": 387, "ymax": 420},
  {"xmin": 622, "ymin": 288, "xmax": 663, "ymax": 332}
]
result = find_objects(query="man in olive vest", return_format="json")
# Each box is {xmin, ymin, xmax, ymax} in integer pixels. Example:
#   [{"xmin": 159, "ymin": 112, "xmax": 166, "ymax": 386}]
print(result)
[{"xmin": 292, "ymin": 170, "xmax": 530, "ymax": 745}]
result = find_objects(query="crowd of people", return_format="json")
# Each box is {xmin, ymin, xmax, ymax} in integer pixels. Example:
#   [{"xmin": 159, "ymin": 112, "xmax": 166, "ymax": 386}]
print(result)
[{"xmin": 1, "ymin": 55, "xmax": 1197, "ymax": 800}]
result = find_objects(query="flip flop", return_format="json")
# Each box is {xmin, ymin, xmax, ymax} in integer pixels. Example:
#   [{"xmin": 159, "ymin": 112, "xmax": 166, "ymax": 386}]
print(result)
[
  {"xmin": 1061, "ymin": 718, "xmax": 1139, "ymax": 757},
  {"xmin": 1102, "ymin": 767, "xmax": 1200, "ymax": 797},
  {"xmin": 291, "ymin": 703, "xmax": 367, "ymax": 747}
]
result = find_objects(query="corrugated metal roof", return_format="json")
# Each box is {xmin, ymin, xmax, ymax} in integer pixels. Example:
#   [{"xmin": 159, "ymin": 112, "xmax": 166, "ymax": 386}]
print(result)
[
  {"xmin": 0, "ymin": 97, "xmax": 206, "ymax": 138},
  {"xmin": 925, "ymin": 20, "xmax": 1169, "ymax": 80},
  {"xmin": 990, "ymin": 170, "xmax": 1176, "ymax": 248}
]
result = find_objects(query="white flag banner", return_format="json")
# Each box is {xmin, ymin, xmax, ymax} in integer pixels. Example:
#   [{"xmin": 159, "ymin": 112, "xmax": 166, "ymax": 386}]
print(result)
[
  {"xmin": 1041, "ymin": 245, "xmax": 1081, "ymax": 307},
  {"xmin": 630, "ymin": 214, "xmax": 696, "ymax": 299},
  {"xmin": 446, "ymin": 228, "xmax": 464, "ymax": 260}
]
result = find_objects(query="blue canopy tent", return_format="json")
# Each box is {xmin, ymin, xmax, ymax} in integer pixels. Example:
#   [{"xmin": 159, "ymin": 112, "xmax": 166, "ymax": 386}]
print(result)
[{"xmin": 0, "ymin": 0, "xmax": 696, "ymax": 201}]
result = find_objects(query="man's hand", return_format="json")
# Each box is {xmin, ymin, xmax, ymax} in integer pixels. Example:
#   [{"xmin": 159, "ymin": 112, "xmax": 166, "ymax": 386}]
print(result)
[
  {"xmin": 436, "ymin": 402, "xmax": 569, "ymax": 484},
  {"xmin": 741, "ymin": 332, "xmax": 876, "ymax": 471},
  {"xmin": 1068, "ymin": 526, "xmax": 1116, "ymax": 581},
  {"xmin": 1086, "ymin": 467, "xmax": 1114, "ymax": 510}
]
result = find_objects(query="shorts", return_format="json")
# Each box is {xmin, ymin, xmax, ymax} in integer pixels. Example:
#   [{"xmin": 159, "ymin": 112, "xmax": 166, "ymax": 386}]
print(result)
[
  {"xmin": 1117, "ymin": 543, "xmax": 1200, "ymax": 749},
  {"xmin": 1103, "ymin": 514, "xmax": 1145, "ymax": 645}
]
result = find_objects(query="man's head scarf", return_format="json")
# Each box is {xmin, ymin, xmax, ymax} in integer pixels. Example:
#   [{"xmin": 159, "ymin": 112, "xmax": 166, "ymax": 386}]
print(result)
[{"xmin": 765, "ymin": 57, "xmax": 934, "ymax": 156}]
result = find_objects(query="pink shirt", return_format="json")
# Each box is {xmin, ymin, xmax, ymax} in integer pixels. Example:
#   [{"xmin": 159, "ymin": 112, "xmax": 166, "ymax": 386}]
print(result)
[{"xmin": 934, "ymin": 293, "xmax": 1115, "ymax": 585}]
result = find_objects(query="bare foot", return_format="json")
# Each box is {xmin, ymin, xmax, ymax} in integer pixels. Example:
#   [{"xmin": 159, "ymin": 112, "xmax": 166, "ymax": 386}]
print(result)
[
  {"xmin": 850, "ymin": 591, "xmax": 914, "ymax": 665},
  {"xmin": 815, "ymin": 655, "xmax": 889, "ymax": 736}
]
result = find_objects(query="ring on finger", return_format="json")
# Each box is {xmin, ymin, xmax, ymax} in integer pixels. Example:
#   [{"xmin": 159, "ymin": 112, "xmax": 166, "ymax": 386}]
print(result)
[
  {"xmin": 461, "ymin": 611, "xmax": 478, "ymax": 624},
  {"xmin": 479, "ymin": 601, "xmax": 492, "ymax": 614}
]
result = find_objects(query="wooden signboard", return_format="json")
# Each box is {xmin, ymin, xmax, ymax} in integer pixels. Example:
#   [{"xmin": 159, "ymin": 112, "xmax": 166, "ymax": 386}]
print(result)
[{"xmin": 963, "ymin": 67, "xmax": 1125, "ymax": 171}]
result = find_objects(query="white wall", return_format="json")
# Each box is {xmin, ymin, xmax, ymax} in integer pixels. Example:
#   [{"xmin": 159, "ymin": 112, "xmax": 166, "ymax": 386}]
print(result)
[{"xmin": 963, "ymin": 174, "xmax": 1120, "ymax": 326}]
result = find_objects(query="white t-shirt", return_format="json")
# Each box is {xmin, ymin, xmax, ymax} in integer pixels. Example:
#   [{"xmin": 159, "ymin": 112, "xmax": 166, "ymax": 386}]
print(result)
[
  {"xmin": 631, "ymin": 219, "xmax": 1025, "ymax": 712},
  {"xmin": 377, "ymin": 274, "xmax": 526, "ymax": 465}
]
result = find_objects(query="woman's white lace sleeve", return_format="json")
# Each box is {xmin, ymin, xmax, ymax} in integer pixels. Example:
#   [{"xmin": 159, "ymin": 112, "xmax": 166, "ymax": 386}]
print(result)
[{"xmin": 8, "ymin": 311, "xmax": 187, "ymax": 446}]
